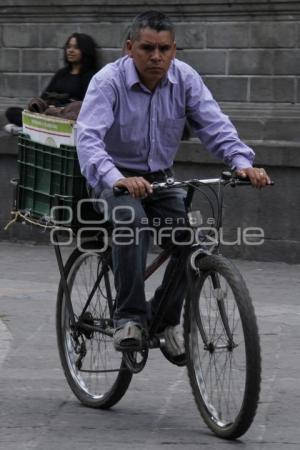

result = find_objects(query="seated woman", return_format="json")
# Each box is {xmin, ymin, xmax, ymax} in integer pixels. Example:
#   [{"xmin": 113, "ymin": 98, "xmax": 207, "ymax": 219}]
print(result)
[{"xmin": 4, "ymin": 32, "xmax": 98, "ymax": 134}]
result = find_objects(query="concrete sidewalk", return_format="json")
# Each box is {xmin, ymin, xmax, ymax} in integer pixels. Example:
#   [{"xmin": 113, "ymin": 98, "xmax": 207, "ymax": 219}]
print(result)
[{"xmin": 0, "ymin": 241, "xmax": 299, "ymax": 450}]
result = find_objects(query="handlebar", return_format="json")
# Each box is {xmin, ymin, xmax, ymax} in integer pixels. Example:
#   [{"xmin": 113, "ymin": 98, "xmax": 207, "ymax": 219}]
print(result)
[{"xmin": 113, "ymin": 171, "xmax": 274, "ymax": 196}]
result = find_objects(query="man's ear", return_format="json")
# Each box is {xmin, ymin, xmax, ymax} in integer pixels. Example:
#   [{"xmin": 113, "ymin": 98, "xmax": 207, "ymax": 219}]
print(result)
[{"xmin": 126, "ymin": 40, "xmax": 133, "ymax": 57}]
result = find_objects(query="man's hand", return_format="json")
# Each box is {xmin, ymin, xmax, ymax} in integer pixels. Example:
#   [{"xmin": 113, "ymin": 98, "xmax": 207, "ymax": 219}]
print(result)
[
  {"xmin": 235, "ymin": 167, "xmax": 271, "ymax": 188},
  {"xmin": 114, "ymin": 177, "xmax": 153, "ymax": 198}
]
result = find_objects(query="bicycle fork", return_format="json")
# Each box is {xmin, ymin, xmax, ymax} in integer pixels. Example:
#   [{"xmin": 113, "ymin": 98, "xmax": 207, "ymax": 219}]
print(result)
[
  {"xmin": 210, "ymin": 273, "xmax": 235, "ymax": 348},
  {"xmin": 187, "ymin": 254, "xmax": 236, "ymax": 351}
]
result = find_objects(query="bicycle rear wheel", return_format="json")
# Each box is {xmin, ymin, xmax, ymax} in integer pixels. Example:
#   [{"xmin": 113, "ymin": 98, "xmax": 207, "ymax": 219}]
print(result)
[
  {"xmin": 184, "ymin": 254, "xmax": 261, "ymax": 439},
  {"xmin": 56, "ymin": 242, "xmax": 132, "ymax": 408}
]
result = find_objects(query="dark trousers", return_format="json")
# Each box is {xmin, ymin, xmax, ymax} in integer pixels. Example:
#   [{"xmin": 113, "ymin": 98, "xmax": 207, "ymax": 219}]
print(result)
[{"xmin": 98, "ymin": 186, "xmax": 189, "ymax": 329}]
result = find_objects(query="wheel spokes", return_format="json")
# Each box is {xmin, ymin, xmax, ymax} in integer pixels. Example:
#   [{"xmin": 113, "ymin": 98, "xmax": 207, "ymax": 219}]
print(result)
[
  {"xmin": 191, "ymin": 273, "xmax": 246, "ymax": 426},
  {"xmin": 62, "ymin": 252, "xmax": 123, "ymax": 399}
]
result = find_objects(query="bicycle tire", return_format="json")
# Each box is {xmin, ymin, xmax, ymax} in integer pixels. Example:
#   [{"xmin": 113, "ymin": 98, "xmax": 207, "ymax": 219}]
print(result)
[
  {"xmin": 56, "ymin": 241, "xmax": 132, "ymax": 408},
  {"xmin": 184, "ymin": 254, "xmax": 261, "ymax": 439}
]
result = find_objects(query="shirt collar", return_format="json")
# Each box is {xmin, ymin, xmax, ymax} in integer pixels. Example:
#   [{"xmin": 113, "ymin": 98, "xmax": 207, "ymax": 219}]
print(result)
[
  {"xmin": 124, "ymin": 57, "xmax": 140, "ymax": 89},
  {"xmin": 124, "ymin": 56, "xmax": 178, "ymax": 90}
]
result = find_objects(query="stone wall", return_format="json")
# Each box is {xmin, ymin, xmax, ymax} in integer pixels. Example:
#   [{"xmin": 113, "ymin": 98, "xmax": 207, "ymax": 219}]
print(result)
[
  {"xmin": 1, "ymin": 1, "xmax": 300, "ymax": 132},
  {"xmin": 0, "ymin": 1, "xmax": 300, "ymax": 105},
  {"xmin": 0, "ymin": 0, "xmax": 300, "ymax": 261},
  {"xmin": 1, "ymin": 1, "xmax": 300, "ymax": 138}
]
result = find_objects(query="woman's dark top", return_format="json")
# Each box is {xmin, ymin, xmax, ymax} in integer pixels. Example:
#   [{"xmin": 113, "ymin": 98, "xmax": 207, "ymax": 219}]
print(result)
[
  {"xmin": 41, "ymin": 67, "xmax": 96, "ymax": 106},
  {"xmin": 5, "ymin": 67, "xmax": 96, "ymax": 126}
]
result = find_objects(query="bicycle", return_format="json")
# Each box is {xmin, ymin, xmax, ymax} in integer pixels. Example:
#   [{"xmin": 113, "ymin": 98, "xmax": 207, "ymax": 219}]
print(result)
[{"xmin": 54, "ymin": 171, "xmax": 266, "ymax": 440}]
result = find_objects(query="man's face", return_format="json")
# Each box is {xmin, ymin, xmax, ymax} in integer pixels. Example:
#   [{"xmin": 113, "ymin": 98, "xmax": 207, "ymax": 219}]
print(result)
[{"xmin": 126, "ymin": 27, "xmax": 176, "ymax": 90}]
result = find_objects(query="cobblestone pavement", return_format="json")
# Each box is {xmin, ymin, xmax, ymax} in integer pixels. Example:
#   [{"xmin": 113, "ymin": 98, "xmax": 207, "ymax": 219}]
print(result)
[{"xmin": 0, "ymin": 241, "xmax": 299, "ymax": 450}]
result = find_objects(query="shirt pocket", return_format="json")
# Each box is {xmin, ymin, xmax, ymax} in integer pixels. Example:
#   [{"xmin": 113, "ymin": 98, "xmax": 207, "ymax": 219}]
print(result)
[
  {"xmin": 120, "ymin": 123, "xmax": 147, "ymax": 149},
  {"xmin": 106, "ymin": 122, "xmax": 144, "ymax": 159},
  {"xmin": 160, "ymin": 117, "xmax": 186, "ymax": 147}
]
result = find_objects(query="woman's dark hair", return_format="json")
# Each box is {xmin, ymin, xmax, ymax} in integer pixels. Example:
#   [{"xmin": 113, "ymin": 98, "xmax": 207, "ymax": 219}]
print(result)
[{"xmin": 64, "ymin": 33, "xmax": 98, "ymax": 73}]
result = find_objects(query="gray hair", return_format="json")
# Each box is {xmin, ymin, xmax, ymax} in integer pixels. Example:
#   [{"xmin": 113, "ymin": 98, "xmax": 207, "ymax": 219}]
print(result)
[{"xmin": 129, "ymin": 11, "xmax": 175, "ymax": 41}]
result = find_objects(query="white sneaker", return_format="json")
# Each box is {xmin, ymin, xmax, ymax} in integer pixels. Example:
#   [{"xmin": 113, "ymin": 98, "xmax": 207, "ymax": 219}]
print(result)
[
  {"xmin": 4, "ymin": 124, "xmax": 22, "ymax": 135},
  {"xmin": 161, "ymin": 325, "xmax": 185, "ymax": 356}
]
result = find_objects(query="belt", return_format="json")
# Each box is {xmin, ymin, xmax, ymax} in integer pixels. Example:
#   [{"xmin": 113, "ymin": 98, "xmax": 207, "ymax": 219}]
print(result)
[{"xmin": 117, "ymin": 167, "xmax": 174, "ymax": 183}]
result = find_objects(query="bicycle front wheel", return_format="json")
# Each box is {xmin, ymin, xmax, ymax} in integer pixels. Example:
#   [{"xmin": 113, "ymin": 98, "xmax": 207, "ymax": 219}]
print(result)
[
  {"xmin": 184, "ymin": 254, "xmax": 261, "ymax": 439},
  {"xmin": 56, "ymin": 242, "xmax": 132, "ymax": 408}
]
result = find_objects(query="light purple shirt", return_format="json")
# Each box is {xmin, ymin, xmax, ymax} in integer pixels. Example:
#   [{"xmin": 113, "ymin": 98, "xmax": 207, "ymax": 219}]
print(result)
[{"xmin": 77, "ymin": 56, "xmax": 254, "ymax": 190}]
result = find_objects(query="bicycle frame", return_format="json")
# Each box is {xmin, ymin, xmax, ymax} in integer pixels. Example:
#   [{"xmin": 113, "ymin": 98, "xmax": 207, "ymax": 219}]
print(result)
[
  {"xmin": 53, "ymin": 229, "xmax": 199, "ymax": 342},
  {"xmin": 53, "ymin": 173, "xmax": 254, "ymax": 341}
]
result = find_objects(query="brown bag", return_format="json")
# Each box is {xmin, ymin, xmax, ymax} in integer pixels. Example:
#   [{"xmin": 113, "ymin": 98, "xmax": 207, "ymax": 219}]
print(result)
[
  {"xmin": 27, "ymin": 97, "xmax": 82, "ymax": 121},
  {"xmin": 44, "ymin": 101, "xmax": 82, "ymax": 121},
  {"xmin": 27, "ymin": 97, "xmax": 48, "ymax": 113}
]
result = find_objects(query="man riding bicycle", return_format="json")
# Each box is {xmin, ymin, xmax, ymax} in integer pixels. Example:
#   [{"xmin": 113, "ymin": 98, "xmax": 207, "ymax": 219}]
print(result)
[{"xmin": 76, "ymin": 11, "xmax": 270, "ymax": 357}]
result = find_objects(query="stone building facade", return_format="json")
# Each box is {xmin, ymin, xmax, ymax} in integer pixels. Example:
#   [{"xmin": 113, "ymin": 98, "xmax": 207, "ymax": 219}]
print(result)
[
  {"xmin": 1, "ymin": 0, "xmax": 300, "ymax": 129},
  {"xmin": 0, "ymin": 0, "xmax": 299, "ymax": 261}
]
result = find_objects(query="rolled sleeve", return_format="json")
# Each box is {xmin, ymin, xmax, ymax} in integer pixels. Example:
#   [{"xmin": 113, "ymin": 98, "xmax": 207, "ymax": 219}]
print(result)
[{"xmin": 230, "ymin": 153, "xmax": 255, "ymax": 170}]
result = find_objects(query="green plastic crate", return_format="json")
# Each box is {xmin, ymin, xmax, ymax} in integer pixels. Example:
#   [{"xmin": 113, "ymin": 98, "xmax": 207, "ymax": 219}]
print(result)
[{"xmin": 17, "ymin": 134, "xmax": 87, "ymax": 225}]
